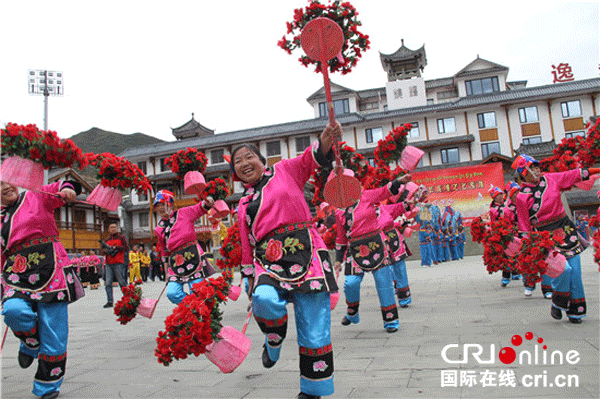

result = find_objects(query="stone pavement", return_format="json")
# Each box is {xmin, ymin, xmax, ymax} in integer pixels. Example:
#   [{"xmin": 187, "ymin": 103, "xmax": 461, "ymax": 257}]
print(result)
[{"xmin": 2, "ymin": 250, "xmax": 598, "ymax": 399}]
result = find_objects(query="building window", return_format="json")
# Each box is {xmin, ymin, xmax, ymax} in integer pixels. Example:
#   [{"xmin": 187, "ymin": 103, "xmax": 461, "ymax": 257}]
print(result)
[
  {"xmin": 518, "ymin": 106, "xmax": 539, "ymax": 123},
  {"xmin": 319, "ymin": 98, "xmax": 350, "ymax": 118},
  {"xmin": 561, "ymin": 100, "xmax": 582, "ymax": 118},
  {"xmin": 266, "ymin": 141, "xmax": 281, "ymax": 157},
  {"xmin": 159, "ymin": 157, "xmax": 169, "ymax": 172},
  {"xmin": 367, "ymin": 157, "xmax": 375, "ymax": 167},
  {"xmin": 437, "ymin": 117, "xmax": 456, "ymax": 134},
  {"xmin": 295, "ymin": 136, "xmax": 311, "ymax": 153},
  {"xmin": 427, "ymin": 99, "xmax": 434, "ymax": 105},
  {"xmin": 408, "ymin": 122, "xmax": 419, "ymax": 138},
  {"xmin": 565, "ymin": 131, "xmax": 585, "ymax": 139},
  {"xmin": 522, "ymin": 136, "xmax": 542, "ymax": 145},
  {"xmin": 465, "ymin": 76, "xmax": 500, "ymax": 96},
  {"xmin": 365, "ymin": 127, "xmax": 383, "ymax": 144},
  {"xmin": 477, "ymin": 112, "xmax": 496, "ymax": 129},
  {"xmin": 137, "ymin": 161, "xmax": 147, "ymax": 175},
  {"xmin": 211, "ymin": 148, "xmax": 224, "ymax": 164},
  {"xmin": 139, "ymin": 212, "xmax": 149, "ymax": 228},
  {"xmin": 481, "ymin": 142, "xmax": 501, "ymax": 158},
  {"xmin": 138, "ymin": 192, "xmax": 148, "ymax": 202},
  {"xmin": 441, "ymin": 148, "xmax": 460, "ymax": 164}
]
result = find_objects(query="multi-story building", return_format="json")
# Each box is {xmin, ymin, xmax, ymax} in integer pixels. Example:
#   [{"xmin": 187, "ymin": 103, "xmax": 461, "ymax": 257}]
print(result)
[{"xmin": 119, "ymin": 42, "xmax": 600, "ymax": 247}]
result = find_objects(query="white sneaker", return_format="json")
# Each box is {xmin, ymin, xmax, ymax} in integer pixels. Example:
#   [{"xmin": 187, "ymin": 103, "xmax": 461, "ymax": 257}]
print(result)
[
  {"xmin": 524, "ymin": 289, "xmax": 533, "ymax": 297},
  {"xmin": 544, "ymin": 292, "xmax": 552, "ymax": 299}
]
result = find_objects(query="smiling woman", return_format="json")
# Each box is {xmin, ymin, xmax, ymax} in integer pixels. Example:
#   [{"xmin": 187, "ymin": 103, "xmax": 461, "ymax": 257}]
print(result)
[{"xmin": 233, "ymin": 122, "xmax": 342, "ymax": 399}]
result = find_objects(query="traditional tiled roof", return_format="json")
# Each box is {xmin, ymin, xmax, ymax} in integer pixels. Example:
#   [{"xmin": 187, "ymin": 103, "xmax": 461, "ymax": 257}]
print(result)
[
  {"xmin": 564, "ymin": 190, "xmax": 600, "ymax": 206},
  {"xmin": 171, "ymin": 114, "xmax": 214, "ymax": 140},
  {"xmin": 454, "ymin": 57, "xmax": 509, "ymax": 78},
  {"xmin": 514, "ymin": 141, "xmax": 557, "ymax": 157}
]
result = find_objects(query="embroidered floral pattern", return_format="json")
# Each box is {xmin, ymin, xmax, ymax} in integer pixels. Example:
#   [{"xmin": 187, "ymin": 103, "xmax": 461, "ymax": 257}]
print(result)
[
  {"xmin": 25, "ymin": 338, "xmax": 38, "ymax": 346},
  {"xmin": 290, "ymin": 264, "xmax": 302, "ymax": 274},
  {"xmin": 267, "ymin": 333, "xmax": 282, "ymax": 343},
  {"xmin": 56, "ymin": 292, "xmax": 65, "ymax": 300},
  {"xmin": 8, "ymin": 274, "xmax": 19, "ymax": 283},
  {"xmin": 313, "ymin": 360, "xmax": 328, "ymax": 372},
  {"xmin": 49, "ymin": 367, "xmax": 62, "ymax": 377},
  {"xmin": 174, "ymin": 254, "xmax": 185, "ymax": 266},
  {"xmin": 310, "ymin": 281, "xmax": 322, "ymax": 290},
  {"xmin": 261, "ymin": 237, "xmax": 305, "ymax": 262},
  {"xmin": 28, "ymin": 274, "xmax": 40, "ymax": 284}
]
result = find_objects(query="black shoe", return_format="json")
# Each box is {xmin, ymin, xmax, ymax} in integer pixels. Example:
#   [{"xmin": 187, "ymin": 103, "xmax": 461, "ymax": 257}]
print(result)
[
  {"xmin": 262, "ymin": 344, "xmax": 276, "ymax": 368},
  {"xmin": 400, "ymin": 304, "xmax": 409, "ymax": 308},
  {"xmin": 298, "ymin": 393, "xmax": 321, "ymax": 399},
  {"xmin": 551, "ymin": 306, "xmax": 562, "ymax": 320},
  {"xmin": 341, "ymin": 315, "xmax": 351, "ymax": 326},
  {"xmin": 501, "ymin": 282, "xmax": 508, "ymax": 288},
  {"xmin": 568, "ymin": 317, "xmax": 582, "ymax": 324},
  {"xmin": 386, "ymin": 326, "xmax": 398, "ymax": 333},
  {"xmin": 41, "ymin": 391, "xmax": 60, "ymax": 399},
  {"xmin": 18, "ymin": 352, "xmax": 34, "ymax": 369},
  {"xmin": 103, "ymin": 302, "xmax": 113, "ymax": 308}
]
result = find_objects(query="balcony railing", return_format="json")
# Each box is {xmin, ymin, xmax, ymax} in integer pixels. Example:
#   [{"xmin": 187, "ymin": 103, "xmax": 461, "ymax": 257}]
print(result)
[{"xmin": 55, "ymin": 221, "xmax": 103, "ymax": 231}]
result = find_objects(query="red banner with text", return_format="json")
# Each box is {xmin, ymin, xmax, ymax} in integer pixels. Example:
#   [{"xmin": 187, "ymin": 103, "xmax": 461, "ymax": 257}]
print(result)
[{"xmin": 410, "ymin": 163, "xmax": 505, "ymax": 225}]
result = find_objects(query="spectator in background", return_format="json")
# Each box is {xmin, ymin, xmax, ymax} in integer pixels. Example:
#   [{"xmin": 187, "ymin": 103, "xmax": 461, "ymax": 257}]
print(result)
[
  {"xmin": 139, "ymin": 246, "xmax": 151, "ymax": 282},
  {"xmin": 100, "ymin": 223, "xmax": 129, "ymax": 308}
]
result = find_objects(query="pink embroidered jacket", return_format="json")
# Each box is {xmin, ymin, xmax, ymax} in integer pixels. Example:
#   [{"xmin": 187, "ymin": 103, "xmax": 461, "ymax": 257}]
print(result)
[
  {"xmin": 378, "ymin": 202, "xmax": 410, "ymax": 262},
  {"xmin": 514, "ymin": 169, "xmax": 590, "ymax": 257},
  {"xmin": 238, "ymin": 140, "xmax": 337, "ymax": 294},
  {"xmin": 1, "ymin": 182, "xmax": 79, "ymax": 303}
]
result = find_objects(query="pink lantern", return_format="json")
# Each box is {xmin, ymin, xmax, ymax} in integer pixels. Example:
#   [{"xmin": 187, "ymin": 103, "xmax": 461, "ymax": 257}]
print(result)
[
  {"xmin": 402, "ymin": 228, "xmax": 414, "ymax": 238},
  {"xmin": 544, "ymin": 252, "xmax": 566, "ymax": 278},
  {"xmin": 0, "ymin": 156, "xmax": 44, "ymax": 191},
  {"xmin": 87, "ymin": 185, "xmax": 122, "ymax": 212},
  {"xmin": 210, "ymin": 200, "xmax": 230, "ymax": 219},
  {"xmin": 504, "ymin": 237, "xmax": 522, "ymax": 257},
  {"xmin": 184, "ymin": 171, "xmax": 206, "ymax": 196},
  {"xmin": 205, "ymin": 325, "xmax": 252, "ymax": 373},
  {"xmin": 399, "ymin": 146, "xmax": 425, "ymax": 171},
  {"xmin": 136, "ymin": 298, "xmax": 159, "ymax": 319},
  {"xmin": 228, "ymin": 285, "xmax": 241, "ymax": 301},
  {"xmin": 404, "ymin": 182, "xmax": 420, "ymax": 200}
]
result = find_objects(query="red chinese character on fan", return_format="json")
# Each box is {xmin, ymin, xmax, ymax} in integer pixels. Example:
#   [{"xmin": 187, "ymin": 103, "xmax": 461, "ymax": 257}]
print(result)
[{"xmin": 551, "ymin": 63, "xmax": 575, "ymax": 83}]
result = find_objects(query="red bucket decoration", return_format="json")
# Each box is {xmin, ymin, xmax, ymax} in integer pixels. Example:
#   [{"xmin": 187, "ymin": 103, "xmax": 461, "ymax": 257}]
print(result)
[
  {"xmin": 87, "ymin": 185, "xmax": 122, "ymax": 211},
  {"xmin": 184, "ymin": 171, "xmax": 206, "ymax": 196},
  {"xmin": 399, "ymin": 146, "xmax": 425, "ymax": 171},
  {"xmin": 205, "ymin": 325, "xmax": 252, "ymax": 373},
  {"xmin": 504, "ymin": 237, "xmax": 522, "ymax": 257},
  {"xmin": 405, "ymin": 182, "xmax": 420, "ymax": 200},
  {"xmin": 137, "ymin": 298, "xmax": 159, "ymax": 319},
  {"xmin": 210, "ymin": 200, "xmax": 230, "ymax": 219},
  {"xmin": 227, "ymin": 285, "xmax": 241, "ymax": 301},
  {"xmin": 0, "ymin": 156, "xmax": 44, "ymax": 191},
  {"xmin": 544, "ymin": 252, "xmax": 566, "ymax": 278}
]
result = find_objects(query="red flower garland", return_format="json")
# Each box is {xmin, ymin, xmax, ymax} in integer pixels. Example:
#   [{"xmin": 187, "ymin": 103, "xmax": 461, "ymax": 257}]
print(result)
[
  {"xmin": 216, "ymin": 222, "xmax": 241, "ymax": 273},
  {"xmin": 87, "ymin": 152, "xmax": 152, "ymax": 194},
  {"xmin": 373, "ymin": 124, "xmax": 411, "ymax": 168},
  {"xmin": 202, "ymin": 177, "xmax": 230, "ymax": 201},
  {"xmin": 470, "ymin": 216, "xmax": 487, "ymax": 243},
  {"xmin": 514, "ymin": 231, "xmax": 556, "ymax": 286},
  {"xmin": 164, "ymin": 148, "xmax": 208, "ymax": 180},
  {"xmin": 278, "ymin": 0, "xmax": 370, "ymax": 75},
  {"xmin": 155, "ymin": 274, "xmax": 230, "ymax": 366},
  {"xmin": 481, "ymin": 217, "xmax": 518, "ymax": 274},
  {"xmin": 579, "ymin": 117, "xmax": 600, "ymax": 167},
  {"xmin": 1, "ymin": 123, "xmax": 88, "ymax": 170},
  {"xmin": 114, "ymin": 282, "xmax": 143, "ymax": 325}
]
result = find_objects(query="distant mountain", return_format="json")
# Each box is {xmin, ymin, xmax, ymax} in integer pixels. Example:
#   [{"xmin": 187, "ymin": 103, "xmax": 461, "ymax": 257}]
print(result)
[{"xmin": 69, "ymin": 127, "xmax": 166, "ymax": 155}]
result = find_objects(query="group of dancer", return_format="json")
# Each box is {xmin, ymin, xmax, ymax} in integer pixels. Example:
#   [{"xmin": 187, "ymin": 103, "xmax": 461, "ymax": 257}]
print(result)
[
  {"xmin": 482, "ymin": 154, "xmax": 599, "ymax": 324},
  {"xmin": 2, "ymin": 121, "xmax": 597, "ymax": 399},
  {"xmin": 415, "ymin": 202, "xmax": 465, "ymax": 267}
]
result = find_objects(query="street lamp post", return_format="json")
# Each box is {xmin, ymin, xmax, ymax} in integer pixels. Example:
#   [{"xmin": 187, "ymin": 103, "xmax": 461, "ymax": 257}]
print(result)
[{"xmin": 28, "ymin": 69, "xmax": 64, "ymax": 131}]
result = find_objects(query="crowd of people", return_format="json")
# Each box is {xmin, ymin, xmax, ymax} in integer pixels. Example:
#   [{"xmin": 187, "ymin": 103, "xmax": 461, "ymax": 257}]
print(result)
[{"xmin": 1, "ymin": 121, "xmax": 597, "ymax": 399}]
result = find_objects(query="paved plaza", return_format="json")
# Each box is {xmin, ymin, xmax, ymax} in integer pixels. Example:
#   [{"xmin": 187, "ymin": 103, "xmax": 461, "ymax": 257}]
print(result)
[{"xmin": 2, "ymin": 250, "xmax": 598, "ymax": 399}]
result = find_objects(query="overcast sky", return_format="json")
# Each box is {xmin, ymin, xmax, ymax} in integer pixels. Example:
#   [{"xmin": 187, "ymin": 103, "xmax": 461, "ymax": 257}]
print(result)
[{"xmin": 1, "ymin": 0, "xmax": 598, "ymax": 142}]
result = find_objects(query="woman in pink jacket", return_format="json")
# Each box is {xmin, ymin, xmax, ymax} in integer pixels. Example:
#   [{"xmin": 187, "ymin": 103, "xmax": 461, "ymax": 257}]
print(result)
[
  {"xmin": 511, "ymin": 154, "xmax": 599, "ymax": 323},
  {"xmin": 236, "ymin": 123, "xmax": 340, "ymax": 399},
  {"xmin": 153, "ymin": 190, "xmax": 214, "ymax": 305},
  {"xmin": 1, "ymin": 180, "xmax": 82, "ymax": 399},
  {"xmin": 335, "ymin": 174, "xmax": 411, "ymax": 333}
]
